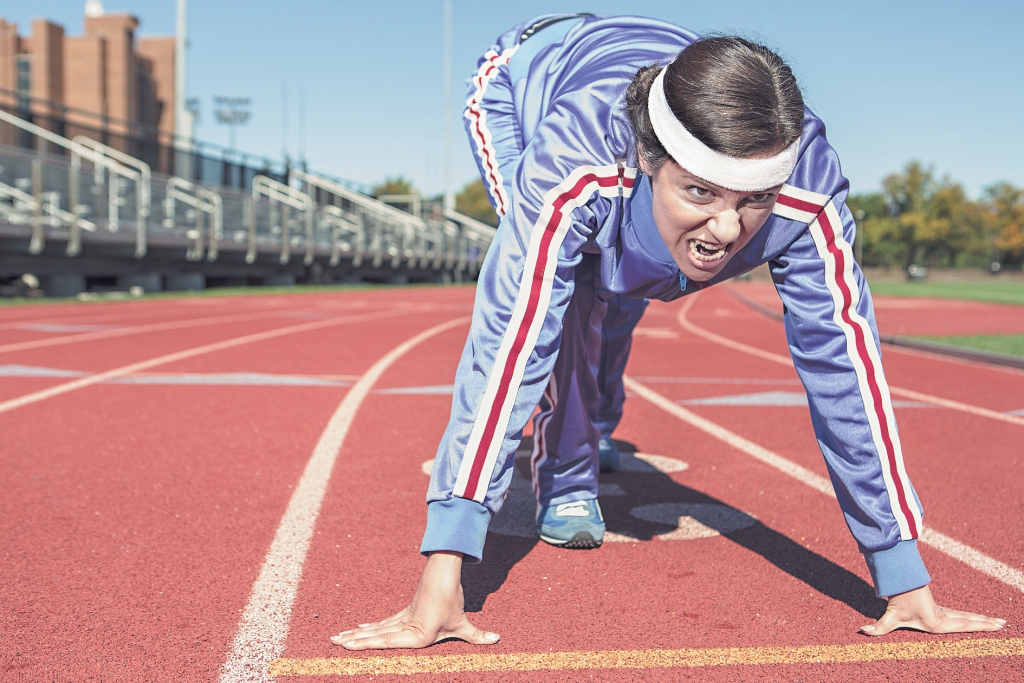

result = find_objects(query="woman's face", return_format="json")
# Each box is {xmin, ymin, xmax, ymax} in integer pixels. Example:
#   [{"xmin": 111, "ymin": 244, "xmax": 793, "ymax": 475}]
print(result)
[{"xmin": 644, "ymin": 160, "xmax": 781, "ymax": 282}]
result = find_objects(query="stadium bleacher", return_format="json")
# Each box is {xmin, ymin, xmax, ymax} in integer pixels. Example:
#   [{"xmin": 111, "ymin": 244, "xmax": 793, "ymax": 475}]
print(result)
[{"xmin": 0, "ymin": 105, "xmax": 494, "ymax": 297}]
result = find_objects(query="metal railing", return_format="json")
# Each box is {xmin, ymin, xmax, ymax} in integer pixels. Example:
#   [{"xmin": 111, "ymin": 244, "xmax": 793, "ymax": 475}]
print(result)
[
  {"xmin": 164, "ymin": 177, "xmax": 223, "ymax": 262},
  {"xmin": 0, "ymin": 177, "xmax": 96, "ymax": 236},
  {"xmin": 0, "ymin": 109, "xmax": 149, "ymax": 257},
  {"xmin": 249, "ymin": 175, "xmax": 315, "ymax": 265},
  {"xmin": 1, "ymin": 111, "xmax": 495, "ymax": 279}
]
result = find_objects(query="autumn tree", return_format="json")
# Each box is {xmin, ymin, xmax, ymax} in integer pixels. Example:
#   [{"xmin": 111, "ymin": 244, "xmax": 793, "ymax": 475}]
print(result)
[
  {"xmin": 455, "ymin": 178, "xmax": 499, "ymax": 227},
  {"xmin": 848, "ymin": 161, "xmax": 986, "ymax": 268}
]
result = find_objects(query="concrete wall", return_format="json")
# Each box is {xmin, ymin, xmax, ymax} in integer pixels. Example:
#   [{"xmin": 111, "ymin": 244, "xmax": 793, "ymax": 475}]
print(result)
[{"xmin": 136, "ymin": 36, "xmax": 174, "ymax": 135}]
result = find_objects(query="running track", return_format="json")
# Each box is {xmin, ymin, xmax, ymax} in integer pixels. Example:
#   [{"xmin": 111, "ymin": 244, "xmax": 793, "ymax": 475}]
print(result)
[{"xmin": 1, "ymin": 283, "xmax": 1021, "ymax": 681}]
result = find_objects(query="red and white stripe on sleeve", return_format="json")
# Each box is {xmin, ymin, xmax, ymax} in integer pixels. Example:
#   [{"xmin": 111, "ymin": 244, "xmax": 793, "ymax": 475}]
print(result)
[
  {"xmin": 453, "ymin": 163, "xmax": 638, "ymax": 502},
  {"xmin": 465, "ymin": 46, "xmax": 519, "ymax": 218},
  {"xmin": 773, "ymin": 186, "xmax": 923, "ymax": 540}
]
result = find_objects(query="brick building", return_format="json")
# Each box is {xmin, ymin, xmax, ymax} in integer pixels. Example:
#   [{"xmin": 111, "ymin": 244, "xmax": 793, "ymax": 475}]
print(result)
[{"xmin": 0, "ymin": 2, "xmax": 175, "ymax": 143}]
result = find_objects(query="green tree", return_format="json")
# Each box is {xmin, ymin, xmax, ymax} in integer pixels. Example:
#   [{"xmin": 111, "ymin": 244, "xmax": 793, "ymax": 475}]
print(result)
[
  {"xmin": 849, "ymin": 161, "xmax": 984, "ymax": 269},
  {"xmin": 455, "ymin": 178, "xmax": 499, "ymax": 227},
  {"xmin": 372, "ymin": 176, "xmax": 416, "ymax": 198},
  {"xmin": 983, "ymin": 183, "xmax": 1024, "ymax": 267}
]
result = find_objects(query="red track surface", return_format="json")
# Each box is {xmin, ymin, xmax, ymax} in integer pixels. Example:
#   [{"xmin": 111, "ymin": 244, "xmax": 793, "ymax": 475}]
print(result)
[{"xmin": 1, "ymin": 283, "xmax": 1021, "ymax": 681}]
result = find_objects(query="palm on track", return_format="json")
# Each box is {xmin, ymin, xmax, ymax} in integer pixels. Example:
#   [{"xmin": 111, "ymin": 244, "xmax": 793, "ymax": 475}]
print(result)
[
  {"xmin": 331, "ymin": 552, "xmax": 500, "ymax": 650},
  {"xmin": 861, "ymin": 585, "xmax": 1006, "ymax": 636}
]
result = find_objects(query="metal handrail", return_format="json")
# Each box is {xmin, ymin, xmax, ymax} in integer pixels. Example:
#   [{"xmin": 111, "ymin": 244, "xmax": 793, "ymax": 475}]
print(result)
[
  {"xmin": 292, "ymin": 170, "xmax": 440, "ymax": 269},
  {"xmin": 0, "ymin": 108, "xmax": 147, "ymax": 257},
  {"xmin": 252, "ymin": 175, "xmax": 315, "ymax": 265},
  {"xmin": 321, "ymin": 205, "xmax": 365, "ymax": 267},
  {"xmin": 291, "ymin": 169, "xmax": 422, "ymax": 227},
  {"xmin": 164, "ymin": 177, "xmax": 224, "ymax": 262},
  {"xmin": 73, "ymin": 135, "xmax": 152, "ymax": 219},
  {"xmin": 0, "ymin": 180, "xmax": 97, "ymax": 232}
]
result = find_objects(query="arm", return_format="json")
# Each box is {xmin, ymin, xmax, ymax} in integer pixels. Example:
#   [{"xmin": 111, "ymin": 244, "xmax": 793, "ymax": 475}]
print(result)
[
  {"xmin": 771, "ymin": 128, "xmax": 1003, "ymax": 634},
  {"xmin": 337, "ymin": 96, "xmax": 635, "ymax": 649}
]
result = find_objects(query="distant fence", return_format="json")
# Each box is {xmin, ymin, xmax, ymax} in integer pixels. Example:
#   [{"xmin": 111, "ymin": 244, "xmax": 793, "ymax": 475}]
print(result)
[{"xmin": 0, "ymin": 89, "xmax": 293, "ymax": 191}]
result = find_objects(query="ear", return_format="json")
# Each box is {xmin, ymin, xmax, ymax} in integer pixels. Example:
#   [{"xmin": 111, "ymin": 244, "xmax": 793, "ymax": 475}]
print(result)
[
  {"xmin": 634, "ymin": 147, "xmax": 651, "ymax": 176},
  {"xmin": 636, "ymin": 146, "xmax": 658, "ymax": 179}
]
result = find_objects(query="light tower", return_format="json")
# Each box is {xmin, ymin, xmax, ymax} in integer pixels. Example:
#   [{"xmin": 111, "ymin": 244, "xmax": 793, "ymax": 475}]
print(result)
[
  {"xmin": 174, "ymin": 0, "xmax": 194, "ymax": 177},
  {"xmin": 442, "ymin": 0, "xmax": 452, "ymax": 210}
]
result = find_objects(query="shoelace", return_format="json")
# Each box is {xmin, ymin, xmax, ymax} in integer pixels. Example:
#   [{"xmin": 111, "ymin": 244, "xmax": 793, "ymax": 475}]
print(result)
[{"xmin": 554, "ymin": 501, "xmax": 591, "ymax": 517}]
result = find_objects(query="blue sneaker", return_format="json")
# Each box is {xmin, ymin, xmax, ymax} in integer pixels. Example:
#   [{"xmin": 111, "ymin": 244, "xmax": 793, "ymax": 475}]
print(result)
[
  {"xmin": 598, "ymin": 436, "xmax": 620, "ymax": 473},
  {"xmin": 536, "ymin": 499, "xmax": 605, "ymax": 548}
]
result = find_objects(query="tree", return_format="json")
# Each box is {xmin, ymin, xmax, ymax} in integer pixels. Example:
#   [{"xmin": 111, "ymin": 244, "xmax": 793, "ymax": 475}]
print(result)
[
  {"xmin": 372, "ymin": 176, "xmax": 416, "ymax": 198},
  {"xmin": 455, "ymin": 178, "xmax": 499, "ymax": 227},
  {"xmin": 983, "ymin": 183, "xmax": 1024, "ymax": 267},
  {"xmin": 848, "ymin": 161, "xmax": 985, "ymax": 269}
]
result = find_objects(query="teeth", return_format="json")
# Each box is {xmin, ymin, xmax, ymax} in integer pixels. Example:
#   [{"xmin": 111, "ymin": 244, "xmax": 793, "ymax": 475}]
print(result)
[{"xmin": 688, "ymin": 239, "xmax": 729, "ymax": 262}]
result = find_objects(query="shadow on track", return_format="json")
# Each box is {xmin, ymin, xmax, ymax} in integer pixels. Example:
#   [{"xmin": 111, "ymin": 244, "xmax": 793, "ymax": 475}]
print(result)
[{"xmin": 463, "ymin": 438, "xmax": 885, "ymax": 619}]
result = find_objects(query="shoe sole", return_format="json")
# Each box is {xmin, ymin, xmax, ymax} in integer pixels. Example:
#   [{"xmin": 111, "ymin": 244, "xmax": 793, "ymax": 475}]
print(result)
[{"xmin": 538, "ymin": 531, "xmax": 603, "ymax": 549}]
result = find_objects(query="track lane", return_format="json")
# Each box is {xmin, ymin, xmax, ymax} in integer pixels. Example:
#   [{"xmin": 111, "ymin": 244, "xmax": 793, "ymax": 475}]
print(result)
[
  {"xmin": 277, "ymin": 292, "xmax": 1018, "ymax": 682},
  {"xmin": 0, "ymin": 309, "xmax": 430, "ymax": 416},
  {"xmin": 221, "ymin": 316, "xmax": 472, "ymax": 682},
  {"xmin": 670, "ymin": 291, "xmax": 1024, "ymax": 589},
  {"xmin": 5, "ymin": 286, "xmax": 1021, "ymax": 682},
  {"xmin": 0, "ymin": 289, "xmax": 438, "ymax": 353},
  {"xmin": 0, "ymin": 301, "xmax": 473, "ymax": 682}
]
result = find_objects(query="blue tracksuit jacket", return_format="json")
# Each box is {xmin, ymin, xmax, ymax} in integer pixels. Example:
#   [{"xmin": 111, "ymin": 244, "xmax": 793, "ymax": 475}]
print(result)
[{"xmin": 421, "ymin": 14, "xmax": 929, "ymax": 598}]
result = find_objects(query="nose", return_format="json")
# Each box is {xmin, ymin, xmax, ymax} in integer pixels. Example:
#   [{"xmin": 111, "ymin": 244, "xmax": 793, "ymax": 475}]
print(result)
[{"xmin": 707, "ymin": 209, "xmax": 741, "ymax": 243}]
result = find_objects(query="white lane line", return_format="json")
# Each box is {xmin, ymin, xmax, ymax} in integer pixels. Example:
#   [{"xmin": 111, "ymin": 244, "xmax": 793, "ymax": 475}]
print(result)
[
  {"xmin": 218, "ymin": 316, "xmax": 470, "ymax": 683},
  {"xmin": 675, "ymin": 296, "xmax": 1024, "ymax": 428},
  {"xmin": 0, "ymin": 308, "xmax": 418, "ymax": 416},
  {"xmin": 0, "ymin": 309, "xmax": 291, "ymax": 355},
  {"xmin": 623, "ymin": 375, "xmax": 1024, "ymax": 594}
]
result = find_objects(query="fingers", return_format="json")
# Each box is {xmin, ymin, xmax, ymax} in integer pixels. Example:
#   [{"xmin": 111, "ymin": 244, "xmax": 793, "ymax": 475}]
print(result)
[
  {"xmin": 861, "ymin": 606, "xmax": 1007, "ymax": 636},
  {"xmin": 332, "ymin": 615, "xmax": 500, "ymax": 650},
  {"xmin": 331, "ymin": 608, "xmax": 412, "ymax": 645},
  {"xmin": 331, "ymin": 621, "xmax": 407, "ymax": 646},
  {"xmin": 938, "ymin": 608, "xmax": 1007, "ymax": 628},
  {"xmin": 338, "ymin": 626, "xmax": 433, "ymax": 650},
  {"xmin": 924, "ymin": 609, "xmax": 1006, "ymax": 634}
]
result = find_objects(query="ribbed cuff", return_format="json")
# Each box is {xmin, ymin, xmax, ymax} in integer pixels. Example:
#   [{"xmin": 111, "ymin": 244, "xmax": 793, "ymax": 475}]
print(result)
[
  {"xmin": 420, "ymin": 498, "xmax": 491, "ymax": 564},
  {"xmin": 863, "ymin": 539, "xmax": 931, "ymax": 598}
]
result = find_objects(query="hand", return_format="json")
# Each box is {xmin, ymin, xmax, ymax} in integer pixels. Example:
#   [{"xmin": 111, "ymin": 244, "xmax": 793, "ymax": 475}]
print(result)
[
  {"xmin": 330, "ymin": 551, "xmax": 500, "ymax": 650},
  {"xmin": 860, "ymin": 585, "xmax": 1006, "ymax": 636}
]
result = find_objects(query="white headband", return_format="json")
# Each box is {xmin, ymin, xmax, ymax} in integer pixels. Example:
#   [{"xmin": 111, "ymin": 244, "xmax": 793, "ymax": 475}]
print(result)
[{"xmin": 647, "ymin": 68, "xmax": 799, "ymax": 192}]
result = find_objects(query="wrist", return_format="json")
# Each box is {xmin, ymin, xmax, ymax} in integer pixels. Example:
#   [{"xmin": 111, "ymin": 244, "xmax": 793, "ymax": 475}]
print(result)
[{"xmin": 863, "ymin": 539, "xmax": 930, "ymax": 598}]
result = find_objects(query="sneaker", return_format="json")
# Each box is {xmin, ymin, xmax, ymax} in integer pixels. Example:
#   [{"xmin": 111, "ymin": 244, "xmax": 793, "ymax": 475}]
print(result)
[
  {"xmin": 598, "ymin": 436, "xmax": 620, "ymax": 473},
  {"xmin": 536, "ymin": 499, "xmax": 605, "ymax": 548}
]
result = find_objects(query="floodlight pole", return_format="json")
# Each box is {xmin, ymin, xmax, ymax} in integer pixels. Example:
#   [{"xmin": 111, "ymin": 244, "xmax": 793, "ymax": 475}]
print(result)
[
  {"xmin": 442, "ymin": 0, "xmax": 452, "ymax": 210},
  {"xmin": 174, "ymin": 0, "xmax": 192, "ymax": 176}
]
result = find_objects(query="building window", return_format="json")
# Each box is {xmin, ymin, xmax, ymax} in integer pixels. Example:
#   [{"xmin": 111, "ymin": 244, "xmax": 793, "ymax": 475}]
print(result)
[{"xmin": 16, "ymin": 54, "xmax": 31, "ymax": 111}]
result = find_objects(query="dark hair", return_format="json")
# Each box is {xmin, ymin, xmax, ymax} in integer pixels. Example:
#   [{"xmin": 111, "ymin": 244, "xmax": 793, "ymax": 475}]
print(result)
[{"xmin": 625, "ymin": 36, "xmax": 805, "ymax": 174}]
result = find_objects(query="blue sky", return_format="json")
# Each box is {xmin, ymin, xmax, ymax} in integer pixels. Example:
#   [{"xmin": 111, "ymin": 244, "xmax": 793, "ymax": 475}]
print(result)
[{"xmin": 6, "ymin": 1, "xmax": 1022, "ymax": 198}]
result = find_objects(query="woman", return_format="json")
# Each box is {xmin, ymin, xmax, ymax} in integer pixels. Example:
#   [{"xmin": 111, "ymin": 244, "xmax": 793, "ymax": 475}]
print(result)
[{"xmin": 333, "ymin": 14, "xmax": 1004, "ymax": 649}]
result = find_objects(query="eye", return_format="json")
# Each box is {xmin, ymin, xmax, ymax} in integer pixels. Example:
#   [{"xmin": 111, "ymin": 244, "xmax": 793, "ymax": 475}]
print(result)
[
  {"xmin": 685, "ymin": 185, "xmax": 713, "ymax": 200},
  {"xmin": 744, "ymin": 192, "xmax": 775, "ymax": 206}
]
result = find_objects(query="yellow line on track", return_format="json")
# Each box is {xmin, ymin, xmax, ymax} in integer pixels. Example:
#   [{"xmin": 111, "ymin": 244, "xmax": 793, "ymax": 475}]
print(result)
[{"xmin": 268, "ymin": 638, "xmax": 1024, "ymax": 677}]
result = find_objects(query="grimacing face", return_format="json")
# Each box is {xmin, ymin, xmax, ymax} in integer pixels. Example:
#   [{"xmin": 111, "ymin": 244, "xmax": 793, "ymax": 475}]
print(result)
[{"xmin": 642, "ymin": 159, "xmax": 781, "ymax": 282}]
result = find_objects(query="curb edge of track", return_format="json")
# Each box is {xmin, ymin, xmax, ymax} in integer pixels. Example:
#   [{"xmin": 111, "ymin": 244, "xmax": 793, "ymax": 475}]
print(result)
[{"xmin": 724, "ymin": 286, "xmax": 1024, "ymax": 371}]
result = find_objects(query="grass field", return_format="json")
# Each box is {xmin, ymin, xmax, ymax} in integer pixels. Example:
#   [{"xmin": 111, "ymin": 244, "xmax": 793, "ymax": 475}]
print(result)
[
  {"xmin": 869, "ymin": 280, "xmax": 1024, "ymax": 306},
  {"xmin": 916, "ymin": 334, "xmax": 1024, "ymax": 358}
]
